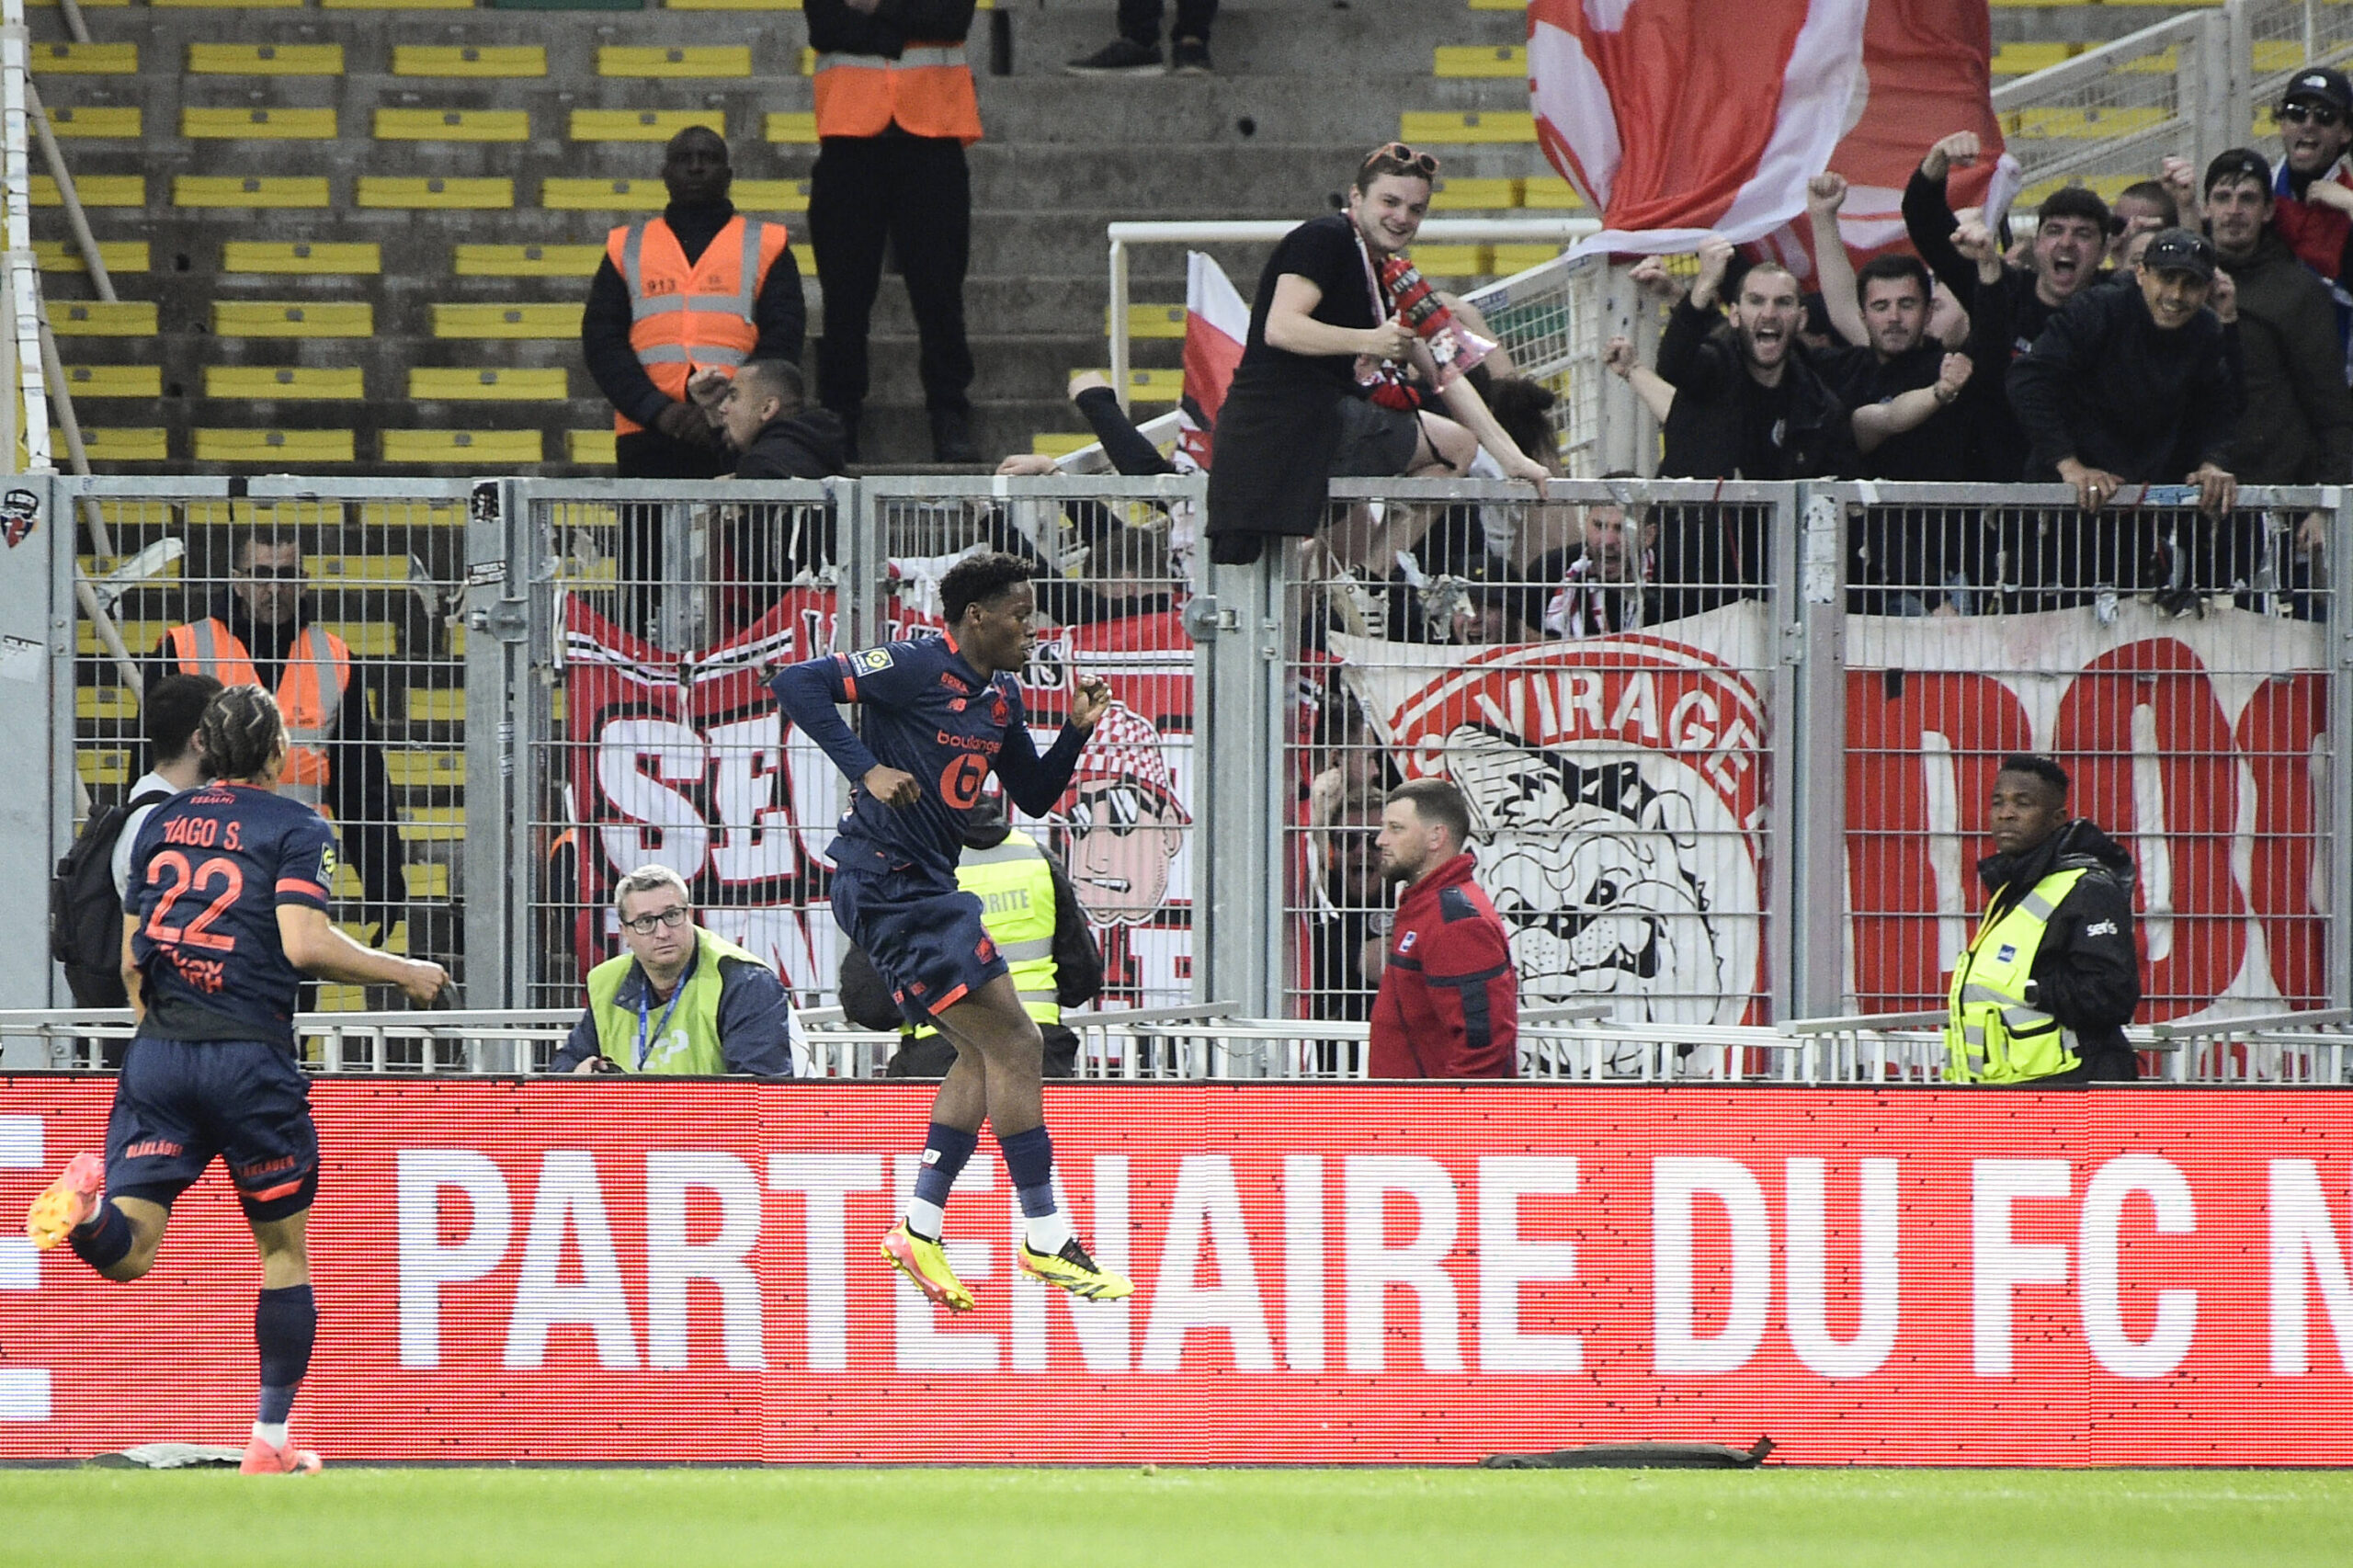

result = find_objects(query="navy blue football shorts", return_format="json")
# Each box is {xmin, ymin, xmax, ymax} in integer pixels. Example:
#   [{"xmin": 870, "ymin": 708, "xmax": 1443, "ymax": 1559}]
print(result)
[
  {"xmin": 832, "ymin": 866, "xmax": 1011, "ymax": 1031},
  {"xmin": 104, "ymin": 1037, "xmax": 320, "ymax": 1222}
]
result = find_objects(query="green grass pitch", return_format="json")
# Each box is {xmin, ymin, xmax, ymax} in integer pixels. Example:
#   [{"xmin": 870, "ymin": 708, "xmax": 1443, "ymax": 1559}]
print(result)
[{"xmin": 2, "ymin": 1467, "xmax": 2347, "ymax": 1567}]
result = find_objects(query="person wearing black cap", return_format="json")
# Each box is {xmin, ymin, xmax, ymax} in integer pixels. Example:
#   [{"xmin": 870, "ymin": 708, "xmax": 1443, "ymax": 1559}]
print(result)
[
  {"xmin": 2265, "ymin": 67, "xmax": 2353, "ymax": 298},
  {"xmin": 2006, "ymin": 228, "xmax": 2242, "ymax": 605}
]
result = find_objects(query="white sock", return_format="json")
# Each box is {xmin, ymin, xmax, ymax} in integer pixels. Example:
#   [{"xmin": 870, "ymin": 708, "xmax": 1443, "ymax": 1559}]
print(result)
[
  {"xmin": 253, "ymin": 1420, "xmax": 289, "ymax": 1449},
  {"xmin": 903, "ymin": 1197, "xmax": 946, "ymax": 1240},
  {"xmin": 1025, "ymin": 1210, "xmax": 1073, "ymax": 1256}
]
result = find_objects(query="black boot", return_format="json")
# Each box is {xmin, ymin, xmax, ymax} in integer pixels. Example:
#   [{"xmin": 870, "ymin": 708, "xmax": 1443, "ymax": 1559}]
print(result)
[{"xmin": 930, "ymin": 405, "xmax": 982, "ymax": 464}]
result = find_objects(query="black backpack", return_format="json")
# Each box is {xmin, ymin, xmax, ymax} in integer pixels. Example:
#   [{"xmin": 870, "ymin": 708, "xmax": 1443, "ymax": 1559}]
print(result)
[{"xmin": 49, "ymin": 785, "xmax": 173, "ymax": 1006}]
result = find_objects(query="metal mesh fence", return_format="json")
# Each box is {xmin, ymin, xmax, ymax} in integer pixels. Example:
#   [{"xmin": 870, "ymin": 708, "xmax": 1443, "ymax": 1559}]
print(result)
[
  {"xmin": 1830, "ymin": 482, "xmax": 2342, "ymax": 1029},
  {"xmin": 63, "ymin": 483, "xmax": 472, "ymax": 1040},
  {"xmin": 1286, "ymin": 480, "xmax": 1791, "ymax": 1061},
  {"xmin": 1992, "ymin": 15, "xmax": 2211, "ymax": 202},
  {"xmin": 1461, "ymin": 253, "xmax": 1590, "ymax": 472}
]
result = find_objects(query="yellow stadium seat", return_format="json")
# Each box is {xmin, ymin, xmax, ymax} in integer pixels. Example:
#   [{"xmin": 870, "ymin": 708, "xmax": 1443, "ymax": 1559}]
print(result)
[
  {"xmin": 571, "ymin": 108, "xmax": 724, "ymax": 142},
  {"xmin": 665, "ymin": 0, "xmax": 801, "ymax": 8},
  {"xmin": 447, "ymin": 622, "xmax": 467, "ymax": 656},
  {"xmin": 382, "ymin": 429, "xmax": 547, "ymax": 464},
  {"xmin": 308, "ymin": 985, "xmax": 368, "ymax": 1014},
  {"xmin": 188, "ymin": 43, "xmax": 345, "ymax": 74},
  {"xmin": 1520, "ymin": 175, "xmax": 1586, "ymax": 210},
  {"xmin": 597, "ymin": 46, "xmax": 753, "ymax": 77},
  {"xmin": 410, "ymin": 368, "xmax": 566, "ymax": 401},
  {"xmin": 154, "ymin": 0, "xmax": 301, "ymax": 6},
  {"xmin": 1081, "ymin": 368, "xmax": 1181, "ymax": 403},
  {"xmin": 35, "ymin": 240, "xmax": 148, "ymax": 274},
  {"xmin": 204, "ymin": 367, "xmax": 366, "ymax": 401},
  {"xmin": 543, "ymin": 177, "xmax": 666, "ymax": 211},
  {"xmin": 183, "ymin": 107, "xmax": 338, "ymax": 139},
  {"xmin": 1409, "ymin": 244, "xmax": 1491, "ymax": 277},
  {"xmin": 398, "ymin": 807, "xmax": 466, "ymax": 843},
  {"xmin": 79, "ymin": 619, "xmax": 169, "ymax": 655},
  {"xmin": 733, "ymin": 179, "xmax": 810, "ymax": 213},
  {"xmin": 375, "ymin": 108, "xmax": 530, "ymax": 142},
  {"xmin": 407, "ymin": 688, "xmax": 464, "ymax": 722},
  {"xmin": 393, "ymin": 45, "xmax": 547, "ymax": 77},
  {"xmin": 766, "ymin": 112, "xmax": 818, "ymax": 143},
  {"xmin": 62, "ymin": 365, "xmax": 163, "ymax": 398},
  {"xmin": 1429, "ymin": 176, "xmax": 1518, "ymax": 211},
  {"xmin": 34, "ymin": 175, "xmax": 142, "ymax": 207},
  {"xmin": 1030, "ymin": 432, "xmax": 1094, "ymax": 458},
  {"xmin": 1435, "ymin": 45, "xmax": 1525, "ymax": 78},
  {"xmin": 45, "ymin": 107, "xmax": 141, "ymax": 138},
  {"xmin": 305, "ymin": 555, "xmax": 410, "ymax": 585},
  {"xmin": 32, "ymin": 42, "xmax": 137, "ymax": 73},
  {"xmin": 2002, "ymin": 107, "xmax": 2166, "ymax": 139},
  {"xmin": 324, "ymin": 622, "xmax": 397, "ymax": 657},
  {"xmin": 224, "ymin": 243, "xmax": 382, "ymax": 275},
  {"xmin": 333, "ymin": 920, "xmax": 408, "ymax": 955},
  {"xmin": 51, "ymin": 301, "xmax": 157, "ymax": 335},
  {"xmin": 567, "ymin": 429, "xmax": 618, "ymax": 465},
  {"xmin": 356, "ymin": 177, "xmax": 515, "ymax": 209},
  {"xmin": 194, "ymin": 429, "xmax": 357, "ymax": 464},
  {"xmin": 430, "ymin": 303, "xmax": 581, "ymax": 339},
  {"xmin": 174, "ymin": 176, "xmax": 332, "ymax": 209},
  {"xmin": 78, "ymin": 750, "xmax": 130, "ymax": 787},
  {"xmin": 454, "ymin": 244, "xmax": 604, "ymax": 277},
  {"xmin": 330, "ymin": 861, "xmax": 452, "ymax": 901},
  {"xmin": 1400, "ymin": 110, "xmax": 1536, "ymax": 145},
  {"xmin": 76, "ymin": 687, "xmax": 139, "ymax": 722},
  {"xmin": 1491, "ymin": 244, "xmax": 1562, "ymax": 272},
  {"xmin": 214, "ymin": 301, "xmax": 374, "ymax": 337},
  {"xmin": 55, "ymin": 427, "xmax": 166, "ymax": 461},
  {"xmin": 357, "ymin": 501, "xmax": 465, "ymax": 528},
  {"xmin": 384, "ymin": 751, "xmax": 467, "ymax": 789},
  {"xmin": 1990, "ymin": 42, "xmax": 2075, "ymax": 74},
  {"xmin": 1115, "ymin": 303, "xmax": 1186, "ymax": 341}
]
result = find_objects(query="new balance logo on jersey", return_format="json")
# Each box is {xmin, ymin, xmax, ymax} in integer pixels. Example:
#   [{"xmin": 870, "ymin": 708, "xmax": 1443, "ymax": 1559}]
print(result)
[{"xmin": 2086, "ymin": 920, "xmax": 2118, "ymax": 937}]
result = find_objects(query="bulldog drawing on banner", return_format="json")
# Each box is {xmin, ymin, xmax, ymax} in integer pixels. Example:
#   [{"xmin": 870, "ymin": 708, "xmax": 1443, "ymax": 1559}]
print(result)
[{"xmin": 1048, "ymin": 703, "xmax": 1190, "ymax": 926}]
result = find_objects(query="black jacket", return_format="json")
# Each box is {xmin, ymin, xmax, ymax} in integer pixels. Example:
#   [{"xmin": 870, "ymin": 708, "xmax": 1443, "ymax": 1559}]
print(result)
[
  {"xmin": 1655, "ymin": 297, "xmax": 1854, "ymax": 479},
  {"xmin": 2006, "ymin": 282, "xmax": 2240, "ymax": 482},
  {"xmin": 1975, "ymin": 818, "xmax": 2142, "ymax": 1077},
  {"xmin": 733, "ymin": 407, "xmax": 849, "ymax": 481},
  {"xmin": 582, "ymin": 198, "xmax": 808, "ymax": 452},
  {"xmin": 2217, "ymin": 229, "xmax": 2353, "ymax": 484},
  {"xmin": 804, "ymin": 0, "xmax": 975, "ymax": 56}
]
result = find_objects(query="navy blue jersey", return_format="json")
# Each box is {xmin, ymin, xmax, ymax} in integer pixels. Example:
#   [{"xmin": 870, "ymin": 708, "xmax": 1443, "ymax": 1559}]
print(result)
[
  {"xmin": 772, "ymin": 632, "xmax": 1092, "ymax": 886},
  {"xmin": 126, "ymin": 783, "xmax": 335, "ymax": 1051}
]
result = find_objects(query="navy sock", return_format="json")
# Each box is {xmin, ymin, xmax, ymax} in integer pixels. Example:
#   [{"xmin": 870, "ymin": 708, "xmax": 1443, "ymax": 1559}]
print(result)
[
  {"xmin": 906, "ymin": 1123, "xmax": 980, "ymax": 1235},
  {"xmin": 67, "ymin": 1202, "xmax": 131, "ymax": 1272},
  {"xmin": 997, "ymin": 1125, "xmax": 1058, "ymax": 1219},
  {"xmin": 256, "ymin": 1284, "xmax": 316, "ymax": 1424}
]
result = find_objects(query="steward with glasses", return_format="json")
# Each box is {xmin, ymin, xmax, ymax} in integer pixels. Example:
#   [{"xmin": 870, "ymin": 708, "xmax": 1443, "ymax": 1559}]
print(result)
[{"xmin": 551, "ymin": 863, "xmax": 803, "ymax": 1077}]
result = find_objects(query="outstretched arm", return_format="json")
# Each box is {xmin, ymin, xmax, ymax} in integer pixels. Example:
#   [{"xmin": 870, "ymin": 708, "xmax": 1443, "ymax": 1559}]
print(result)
[{"xmin": 1807, "ymin": 173, "xmax": 1868, "ymax": 348}]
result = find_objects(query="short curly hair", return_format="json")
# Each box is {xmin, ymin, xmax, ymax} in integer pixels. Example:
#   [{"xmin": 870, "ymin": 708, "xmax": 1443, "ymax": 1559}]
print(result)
[{"xmin": 940, "ymin": 551, "xmax": 1033, "ymax": 626}]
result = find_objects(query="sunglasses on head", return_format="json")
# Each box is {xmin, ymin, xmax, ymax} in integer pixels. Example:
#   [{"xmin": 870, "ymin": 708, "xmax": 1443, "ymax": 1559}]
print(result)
[
  {"xmin": 1368, "ymin": 141, "xmax": 1441, "ymax": 179},
  {"xmin": 2280, "ymin": 101, "xmax": 2344, "ymax": 128}
]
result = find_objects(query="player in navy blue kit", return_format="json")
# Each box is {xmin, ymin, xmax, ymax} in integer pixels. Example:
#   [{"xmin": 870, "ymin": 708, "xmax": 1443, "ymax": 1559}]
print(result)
[
  {"xmin": 23, "ymin": 686, "xmax": 447, "ymax": 1473},
  {"xmin": 772, "ymin": 551, "xmax": 1133, "ymax": 1309}
]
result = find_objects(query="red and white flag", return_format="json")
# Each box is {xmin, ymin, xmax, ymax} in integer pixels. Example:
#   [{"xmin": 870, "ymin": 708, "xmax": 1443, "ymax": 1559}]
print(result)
[
  {"xmin": 1177, "ymin": 249, "xmax": 1248, "ymax": 471},
  {"xmin": 1529, "ymin": 0, "xmax": 2008, "ymax": 270}
]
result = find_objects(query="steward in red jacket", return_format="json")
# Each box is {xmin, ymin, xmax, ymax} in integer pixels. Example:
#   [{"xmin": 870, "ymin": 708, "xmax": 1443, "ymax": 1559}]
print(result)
[{"xmin": 1369, "ymin": 781, "xmax": 1518, "ymax": 1078}]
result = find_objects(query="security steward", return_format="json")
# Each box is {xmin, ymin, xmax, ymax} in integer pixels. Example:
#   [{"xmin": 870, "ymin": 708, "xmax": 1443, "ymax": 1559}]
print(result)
[
  {"xmin": 804, "ymin": 0, "xmax": 983, "ymax": 464},
  {"xmin": 1946, "ymin": 755, "xmax": 2143, "ymax": 1084},
  {"xmin": 551, "ymin": 864, "xmax": 801, "ymax": 1078},
  {"xmin": 162, "ymin": 532, "xmax": 407, "ymax": 937},
  {"xmin": 838, "ymin": 791, "xmax": 1102, "ymax": 1076},
  {"xmin": 582, "ymin": 125, "xmax": 805, "ymax": 483}
]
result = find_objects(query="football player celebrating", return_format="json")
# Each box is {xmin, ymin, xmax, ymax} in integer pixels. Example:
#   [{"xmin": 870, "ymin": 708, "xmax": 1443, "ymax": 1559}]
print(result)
[{"xmin": 772, "ymin": 551, "xmax": 1131, "ymax": 1311}]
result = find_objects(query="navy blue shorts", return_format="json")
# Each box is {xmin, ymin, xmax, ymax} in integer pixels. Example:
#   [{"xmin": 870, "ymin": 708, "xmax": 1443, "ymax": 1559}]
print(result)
[
  {"xmin": 833, "ymin": 867, "xmax": 1009, "ymax": 1031},
  {"xmin": 104, "ymin": 1037, "xmax": 320, "ymax": 1222}
]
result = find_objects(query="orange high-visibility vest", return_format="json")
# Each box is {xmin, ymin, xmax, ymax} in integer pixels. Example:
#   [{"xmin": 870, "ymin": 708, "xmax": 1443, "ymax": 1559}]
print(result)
[
  {"xmin": 811, "ymin": 41, "xmax": 981, "ymax": 143},
  {"xmin": 165, "ymin": 619, "xmax": 350, "ymax": 808},
  {"xmin": 606, "ymin": 214, "xmax": 791, "ymax": 436}
]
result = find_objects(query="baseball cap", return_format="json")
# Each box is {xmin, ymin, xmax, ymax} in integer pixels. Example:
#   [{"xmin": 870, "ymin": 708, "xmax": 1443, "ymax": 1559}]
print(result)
[
  {"xmin": 2203, "ymin": 147, "xmax": 2274, "ymax": 195},
  {"xmin": 2139, "ymin": 228, "xmax": 2217, "ymax": 281},
  {"xmin": 2281, "ymin": 67, "xmax": 2352, "ymax": 114}
]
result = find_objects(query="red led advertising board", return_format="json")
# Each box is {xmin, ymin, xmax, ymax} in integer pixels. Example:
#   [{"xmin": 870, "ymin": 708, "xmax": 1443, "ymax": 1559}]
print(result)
[{"xmin": 3, "ymin": 1082, "xmax": 2348, "ymax": 1464}]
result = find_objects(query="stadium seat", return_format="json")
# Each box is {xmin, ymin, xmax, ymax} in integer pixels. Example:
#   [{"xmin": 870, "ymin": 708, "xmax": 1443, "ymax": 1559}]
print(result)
[
  {"xmin": 569, "ymin": 108, "xmax": 725, "ymax": 142},
  {"xmin": 203, "ymin": 367, "xmax": 367, "ymax": 400},
  {"xmin": 407, "ymin": 688, "xmax": 463, "ymax": 722},
  {"xmin": 454, "ymin": 244, "xmax": 605, "ymax": 277},
  {"xmin": 431, "ymin": 303, "xmax": 581, "ymax": 338},
  {"xmin": 188, "ymin": 43, "xmax": 346, "ymax": 74},
  {"xmin": 35, "ymin": 240, "xmax": 147, "ymax": 274},
  {"xmin": 34, "ymin": 174, "xmax": 142, "ymax": 206},
  {"xmin": 332, "ymin": 861, "xmax": 452, "ymax": 901},
  {"xmin": 223, "ymin": 243, "xmax": 383, "ymax": 275},
  {"xmin": 1115, "ymin": 304, "xmax": 1186, "ymax": 341},
  {"xmin": 45, "ymin": 108, "xmax": 141, "ymax": 138},
  {"xmin": 542, "ymin": 178, "xmax": 670, "ymax": 211},
  {"xmin": 75, "ymin": 687, "xmax": 139, "ymax": 722},
  {"xmin": 61, "ymin": 365, "xmax": 163, "ymax": 398},
  {"xmin": 374, "ymin": 109, "xmax": 532, "ymax": 142},
  {"xmin": 174, "ymin": 176, "xmax": 333, "ymax": 209},
  {"xmin": 182, "ymin": 107, "xmax": 339, "ymax": 139},
  {"xmin": 765, "ymin": 111, "xmax": 818, "ymax": 143},
  {"xmin": 382, "ymin": 429, "xmax": 547, "ymax": 463},
  {"xmin": 1031, "ymin": 432, "xmax": 1095, "ymax": 458},
  {"xmin": 1428, "ymin": 176, "xmax": 1518, "ymax": 211},
  {"xmin": 355, "ymin": 177, "xmax": 516, "ymax": 209},
  {"xmin": 392, "ymin": 45, "xmax": 548, "ymax": 76},
  {"xmin": 567, "ymin": 429, "xmax": 618, "ymax": 465},
  {"xmin": 1399, "ymin": 109, "xmax": 1536, "ymax": 144},
  {"xmin": 597, "ymin": 46, "xmax": 754, "ymax": 77},
  {"xmin": 29, "ymin": 41, "xmax": 137, "ymax": 73},
  {"xmin": 53, "ymin": 427, "xmax": 165, "ymax": 461},
  {"xmin": 190, "ymin": 429, "xmax": 358, "ymax": 464},
  {"xmin": 1521, "ymin": 175, "xmax": 1584, "ymax": 209},
  {"xmin": 384, "ymin": 752, "xmax": 466, "ymax": 789},
  {"xmin": 398, "ymin": 807, "xmax": 466, "ymax": 843},
  {"xmin": 214, "ymin": 301, "xmax": 374, "ymax": 336},
  {"xmin": 77, "ymin": 750, "xmax": 129, "ymax": 787},
  {"xmin": 408, "ymin": 368, "xmax": 566, "ymax": 400},
  {"xmin": 1434, "ymin": 45, "xmax": 1524, "ymax": 78},
  {"xmin": 51, "ymin": 301, "xmax": 156, "ymax": 335}
]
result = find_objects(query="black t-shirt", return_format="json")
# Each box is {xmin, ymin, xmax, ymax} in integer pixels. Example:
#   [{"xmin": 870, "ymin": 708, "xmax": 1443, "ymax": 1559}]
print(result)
[
  {"xmin": 1737, "ymin": 374, "xmax": 1802, "ymax": 480},
  {"xmin": 1235, "ymin": 213, "xmax": 1381, "ymax": 393}
]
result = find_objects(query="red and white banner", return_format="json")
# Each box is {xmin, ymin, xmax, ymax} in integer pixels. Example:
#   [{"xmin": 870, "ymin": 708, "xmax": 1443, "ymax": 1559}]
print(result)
[
  {"xmin": 1529, "ymin": 0, "xmax": 2006, "ymax": 270},
  {"xmin": 7, "ymin": 1082, "xmax": 2352, "ymax": 1464},
  {"xmin": 1177, "ymin": 250, "xmax": 1248, "ymax": 472}
]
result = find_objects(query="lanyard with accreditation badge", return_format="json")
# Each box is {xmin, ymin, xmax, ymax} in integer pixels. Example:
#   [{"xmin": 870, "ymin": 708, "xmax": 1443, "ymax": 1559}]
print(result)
[{"xmin": 635, "ymin": 949, "xmax": 695, "ymax": 1071}]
